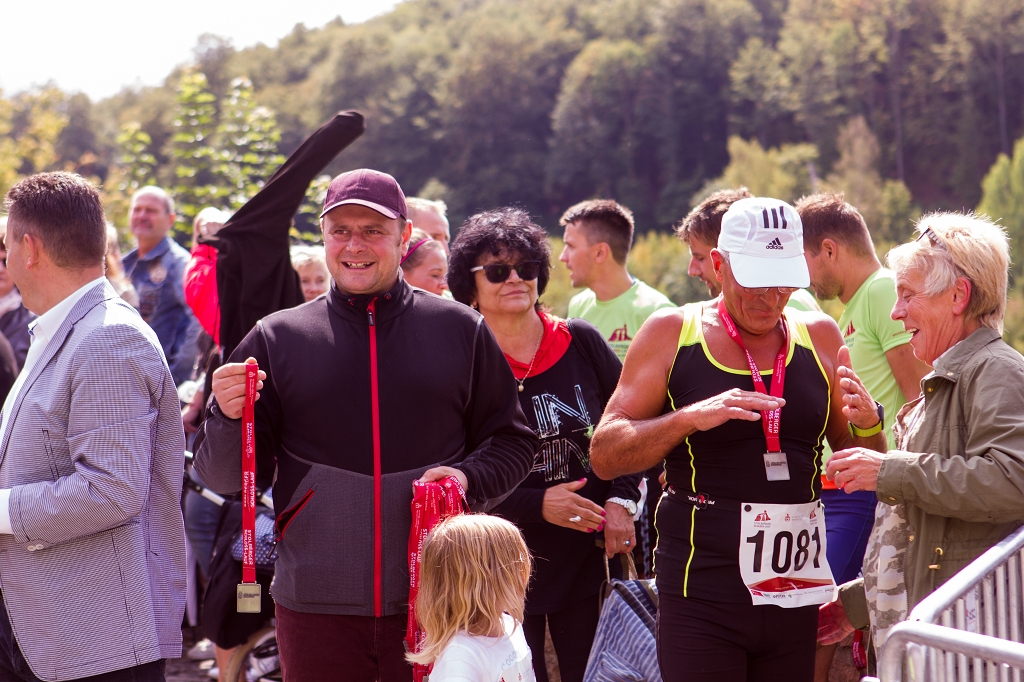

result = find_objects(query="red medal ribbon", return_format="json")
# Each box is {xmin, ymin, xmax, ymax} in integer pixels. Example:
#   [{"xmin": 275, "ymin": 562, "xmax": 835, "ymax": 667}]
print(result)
[
  {"xmin": 717, "ymin": 298, "xmax": 789, "ymax": 453},
  {"xmin": 406, "ymin": 476, "xmax": 468, "ymax": 682},
  {"xmin": 241, "ymin": 362, "xmax": 258, "ymax": 585}
]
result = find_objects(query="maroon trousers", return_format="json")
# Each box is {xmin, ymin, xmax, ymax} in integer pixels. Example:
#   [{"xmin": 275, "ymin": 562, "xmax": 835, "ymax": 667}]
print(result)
[{"xmin": 275, "ymin": 603, "xmax": 412, "ymax": 682}]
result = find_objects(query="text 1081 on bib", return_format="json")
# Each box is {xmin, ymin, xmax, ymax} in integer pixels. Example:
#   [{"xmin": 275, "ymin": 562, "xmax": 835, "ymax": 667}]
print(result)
[{"xmin": 738, "ymin": 501, "xmax": 837, "ymax": 608}]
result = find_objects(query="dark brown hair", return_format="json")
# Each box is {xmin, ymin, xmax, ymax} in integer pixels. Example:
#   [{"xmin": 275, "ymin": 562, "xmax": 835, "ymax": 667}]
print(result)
[
  {"xmin": 675, "ymin": 187, "xmax": 753, "ymax": 247},
  {"xmin": 448, "ymin": 207, "xmax": 551, "ymax": 307},
  {"xmin": 795, "ymin": 192, "xmax": 873, "ymax": 257},
  {"xmin": 559, "ymin": 200, "xmax": 634, "ymax": 265},
  {"xmin": 4, "ymin": 172, "xmax": 107, "ymax": 268}
]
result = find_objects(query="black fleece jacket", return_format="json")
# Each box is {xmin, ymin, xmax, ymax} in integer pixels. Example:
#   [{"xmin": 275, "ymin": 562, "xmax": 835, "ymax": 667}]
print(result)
[{"xmin": 195, "ymin": 278, "xmax": 538, "ymax": 617}]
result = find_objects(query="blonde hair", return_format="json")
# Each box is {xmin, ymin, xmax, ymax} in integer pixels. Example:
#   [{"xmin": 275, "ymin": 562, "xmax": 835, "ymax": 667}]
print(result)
[
  {"xmin": 407, "ymin": 514, "xmax": 531, "ymax": 666},
  {"xmin": 194, "ymin": 206, "xmax": 229, "ymax": 231},
  {"xmin": 290, "ymin": 245, "xmax": 327, "ymax": 272},
  {"xmin": 406, "ymin": 197, "xmax": 448, "ymax": 221},
  {"xmin": 886, "ymin": 212, "xmax": 1010, "ymax": 333}
]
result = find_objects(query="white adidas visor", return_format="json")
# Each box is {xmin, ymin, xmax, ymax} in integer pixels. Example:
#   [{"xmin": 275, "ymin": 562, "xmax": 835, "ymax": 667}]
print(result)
[{"xmin": 717, "ymin": 197, "xmax": 811, "ymax": 289}]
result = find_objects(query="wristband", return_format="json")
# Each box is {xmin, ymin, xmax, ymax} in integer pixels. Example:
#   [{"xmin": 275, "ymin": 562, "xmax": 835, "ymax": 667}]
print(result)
[
  {"xmin": 607, "ymin": 497, "xmax": 638, "ymax": 516},
  {"xmin": 850, "ymin": 401, "xmax": 885, "ymax": 438}
]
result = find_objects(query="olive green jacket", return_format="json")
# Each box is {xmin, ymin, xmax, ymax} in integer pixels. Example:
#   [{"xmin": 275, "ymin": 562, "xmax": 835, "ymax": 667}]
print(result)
[{"xmin": 840, "ymin": 327, "xmax": 1024, "ymax": 629}]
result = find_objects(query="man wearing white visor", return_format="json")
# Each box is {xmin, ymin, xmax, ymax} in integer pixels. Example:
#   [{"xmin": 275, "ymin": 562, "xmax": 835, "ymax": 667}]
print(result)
[{"xmin": 590, "ymin": 197, "xmax": 887, "ymax": 682}]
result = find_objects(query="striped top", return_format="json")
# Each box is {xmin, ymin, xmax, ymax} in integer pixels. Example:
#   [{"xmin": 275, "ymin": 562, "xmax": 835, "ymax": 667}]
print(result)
[{"xmin": 654, "ymin": 303, "xmax": 831, "ymax": 603}]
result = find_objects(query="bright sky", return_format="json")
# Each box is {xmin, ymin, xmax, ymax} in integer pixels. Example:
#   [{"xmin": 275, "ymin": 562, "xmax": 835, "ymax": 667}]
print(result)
[{"xmin": 0, "ymin": 0, "xmax": 402, "ymax": 101}]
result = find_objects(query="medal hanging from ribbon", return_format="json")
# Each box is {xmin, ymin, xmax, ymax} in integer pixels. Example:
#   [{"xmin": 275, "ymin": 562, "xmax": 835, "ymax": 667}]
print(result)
[
  {"xmin": 406, "ymin": 476, "xmax": 468, "ymax": 682},
  {"xmin": 717, "ymin": 298, "xmax": 791, "ymax": 481},
  {"xmin": 237, "ymin": 361, "xmax": 262, "ymax": 613}
]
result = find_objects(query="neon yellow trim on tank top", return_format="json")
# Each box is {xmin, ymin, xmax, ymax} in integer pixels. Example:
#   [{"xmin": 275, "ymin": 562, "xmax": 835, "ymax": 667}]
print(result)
[
  {"xmin": 668, "ymin": 304, "xmax": 702, "ymax": 410},
  {"xmin": 682, "ymin": 435, "xmax": 698, "ymax": 596},
  {"xmin": 697, "ymin": 312, "xmax": 797, "ymax": 375},
  {"xmin": 791, "ymin": 315, "xmax": 832, "ymax": 499}
]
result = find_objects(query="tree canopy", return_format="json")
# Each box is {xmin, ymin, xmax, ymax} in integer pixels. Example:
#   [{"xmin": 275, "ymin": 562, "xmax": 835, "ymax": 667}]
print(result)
[
  {"xmin": 3, "ymin": 0, "xmax": 1020, "ymax": 229},
  {"xmin": 2, "ymin": 0, "xmax": 1024, "ymax": 317}
]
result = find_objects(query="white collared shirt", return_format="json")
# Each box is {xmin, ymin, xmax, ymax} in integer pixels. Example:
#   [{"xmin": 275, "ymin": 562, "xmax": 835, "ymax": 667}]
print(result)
[{"xmin": 0, "ymin": 277, "xmax": 106, "ymax": 534}]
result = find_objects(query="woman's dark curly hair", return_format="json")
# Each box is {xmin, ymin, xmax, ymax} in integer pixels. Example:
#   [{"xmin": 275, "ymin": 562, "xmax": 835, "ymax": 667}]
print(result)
[{"xmin": 448, "ymin": 207, "xmax": 551, "ymax": 308}]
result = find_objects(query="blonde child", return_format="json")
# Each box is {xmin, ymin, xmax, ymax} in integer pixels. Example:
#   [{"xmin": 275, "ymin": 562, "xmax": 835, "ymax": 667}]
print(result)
[
  {"xmin": 409, "ymin": 515, "xmax": 536, "ymax": 682},
  {"xmin": 401, "ymin": 227, "xmax": 449, "ymax": 296},
  {"xmin": 290, "ymin": 245, "xmax": 331, "ymax": 302}
]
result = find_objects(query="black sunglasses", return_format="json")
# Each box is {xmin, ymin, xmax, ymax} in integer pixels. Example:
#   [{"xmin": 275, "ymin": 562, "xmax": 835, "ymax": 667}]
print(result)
[{"xmin": 470, "ymin": 261, "xmax": 542, "ymax": 284}]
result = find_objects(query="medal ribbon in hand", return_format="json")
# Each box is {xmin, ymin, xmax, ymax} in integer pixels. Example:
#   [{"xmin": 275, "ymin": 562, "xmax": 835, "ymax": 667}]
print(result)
[
  {"xmin": 237, "ymin": 360, "xmax": 261, "ymax": 612},
  {"xmin": 406, "ymin": 476, "xmax": 467, "ymax": 682}
]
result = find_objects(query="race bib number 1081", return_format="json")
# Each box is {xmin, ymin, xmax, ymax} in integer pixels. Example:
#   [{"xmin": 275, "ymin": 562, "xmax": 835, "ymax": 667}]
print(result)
[{"xmin": 738, "ymin": 501, "xmax": 837, "ymax": 608}]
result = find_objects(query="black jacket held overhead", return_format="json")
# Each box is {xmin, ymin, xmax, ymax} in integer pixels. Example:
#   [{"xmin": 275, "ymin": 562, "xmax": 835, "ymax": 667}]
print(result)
[
  {"xmin": 208, "ymin": 110, "xmax": 365, "ymax": 361},
  {"xmin": 195, "ymin": 279, "xmax": 538, "ymax": 618}
]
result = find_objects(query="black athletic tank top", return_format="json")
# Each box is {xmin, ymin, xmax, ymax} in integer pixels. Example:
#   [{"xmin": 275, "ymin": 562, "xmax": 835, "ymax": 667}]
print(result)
[{"xmin": 654, "ymin": 303, "xmax": 830, "ymax": 603}]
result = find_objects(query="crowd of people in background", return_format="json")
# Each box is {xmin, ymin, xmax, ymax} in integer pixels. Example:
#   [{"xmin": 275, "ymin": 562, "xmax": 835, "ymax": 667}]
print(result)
[{"xmin": 0, "ymin": 159, "xmax": 1022, "ymax": 682}]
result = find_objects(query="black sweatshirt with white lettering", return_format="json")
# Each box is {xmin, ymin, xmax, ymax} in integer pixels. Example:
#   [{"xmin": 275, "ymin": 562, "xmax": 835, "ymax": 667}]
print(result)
[{"xmin": 494, "ymin": 319, "xmax": 641, "ymax": 615}]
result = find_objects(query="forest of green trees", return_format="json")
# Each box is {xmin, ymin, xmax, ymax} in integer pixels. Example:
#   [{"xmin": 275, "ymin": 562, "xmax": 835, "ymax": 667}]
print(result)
[{"xmin": 1, "ymin": 0, "xmax": 1024, "ymax": 327}]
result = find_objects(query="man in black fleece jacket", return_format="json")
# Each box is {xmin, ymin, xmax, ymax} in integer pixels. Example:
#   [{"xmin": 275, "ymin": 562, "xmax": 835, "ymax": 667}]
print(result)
[{"xmin": 195, "ymin": 169, "xmax": 538, "ymax": 682}]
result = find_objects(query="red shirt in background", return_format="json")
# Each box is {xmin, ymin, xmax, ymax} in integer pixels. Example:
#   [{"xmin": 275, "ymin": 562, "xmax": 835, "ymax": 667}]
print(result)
[
  {"xmin": 184, "ymin": 244, "xmax": 220, "ymax": 345},
  {"xmin": 503, "ymin": 311, "xmax": 572, "ymax": 379}
]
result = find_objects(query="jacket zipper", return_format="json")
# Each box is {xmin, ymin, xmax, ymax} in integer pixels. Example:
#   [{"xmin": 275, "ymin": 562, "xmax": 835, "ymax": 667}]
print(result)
[{"xmin": 368, "ymin": 298, "xmax": 383, "ymax": 617}]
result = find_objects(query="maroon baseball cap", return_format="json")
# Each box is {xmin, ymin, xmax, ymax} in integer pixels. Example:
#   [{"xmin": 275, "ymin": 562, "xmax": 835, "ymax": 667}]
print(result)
[{"xmin": 320, "ymin": 169, "xmax": 408, "ymax": 221}]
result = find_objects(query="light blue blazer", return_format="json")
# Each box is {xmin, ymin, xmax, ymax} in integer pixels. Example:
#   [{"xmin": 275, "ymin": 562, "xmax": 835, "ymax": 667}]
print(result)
[{"xmin": 0, "ymin": 280, "xmax": 186, "ymax": 681}]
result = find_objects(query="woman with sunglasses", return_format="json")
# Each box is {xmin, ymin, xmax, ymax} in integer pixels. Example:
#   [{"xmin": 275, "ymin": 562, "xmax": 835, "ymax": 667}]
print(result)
[{"xmin": 448, "ymin": 208, "xmax": 642, "ymax": 682}]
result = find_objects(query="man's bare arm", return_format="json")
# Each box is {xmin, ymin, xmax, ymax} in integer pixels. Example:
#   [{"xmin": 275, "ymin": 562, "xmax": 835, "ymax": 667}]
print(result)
[
  {"xmin": 885, "ymin": 343, "xmax": 930, "ymax": 402},
  {"xmin": 591, "ymin": 311, "xmax": 684, "ymax": 479}
]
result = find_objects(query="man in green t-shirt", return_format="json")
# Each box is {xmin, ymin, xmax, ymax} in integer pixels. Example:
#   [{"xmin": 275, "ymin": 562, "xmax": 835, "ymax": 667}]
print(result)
[
  {"xmin": 798, "ymin": 192, "xmax": 930, "ymax": 680},
  {"xmin": 560, "ymin": 199, "xmax": 674, "ymax": 578},
  {"xmin": 799, "ymin": 193, "xmax": 930, "ymax": 451},
  {"xmin": 560, "ymin": 200, "xmax": 675, "ymax": 361}
]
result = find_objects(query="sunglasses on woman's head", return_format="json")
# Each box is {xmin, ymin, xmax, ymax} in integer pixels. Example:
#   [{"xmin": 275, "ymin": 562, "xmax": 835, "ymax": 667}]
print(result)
[{"xmin": 470, "ymin": 261, "xmax": 542, "ymax": 283}]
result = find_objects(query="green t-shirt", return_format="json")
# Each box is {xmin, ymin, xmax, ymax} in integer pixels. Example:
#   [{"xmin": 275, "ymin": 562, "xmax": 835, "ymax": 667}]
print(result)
[
  {"xmin": 567, "ymin": 280, "xmax": 675, "ymax": 361},
  {"xmin": 785, "ymin": 288, "xmax": 822, "ymax": 313},
  {"xmin": 838, "ymin": 268, "xmax": 914, "ymax": 450}
]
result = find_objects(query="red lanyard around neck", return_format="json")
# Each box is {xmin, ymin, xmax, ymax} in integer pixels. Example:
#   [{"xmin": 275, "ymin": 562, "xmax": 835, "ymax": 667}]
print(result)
[{"xmin": 717, "ymin": 297, "xmax": 789, "ymax": 453}]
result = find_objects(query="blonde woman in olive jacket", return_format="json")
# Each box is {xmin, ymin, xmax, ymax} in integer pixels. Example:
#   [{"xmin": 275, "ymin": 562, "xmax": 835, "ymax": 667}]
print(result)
[{"xmin": 818, "ymin": 213, "xmax": 1024, "ymax": 652}]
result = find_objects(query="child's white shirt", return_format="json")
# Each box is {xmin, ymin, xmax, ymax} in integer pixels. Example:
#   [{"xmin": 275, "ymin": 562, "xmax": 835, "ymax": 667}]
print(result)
[{"xmin": 428, "ymin": 614, "xmax": 536, "ymax": 682}]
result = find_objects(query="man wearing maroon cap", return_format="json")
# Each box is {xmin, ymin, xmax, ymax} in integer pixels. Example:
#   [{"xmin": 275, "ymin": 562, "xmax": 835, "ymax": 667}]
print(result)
[{"xmin": 195, "ymin": 169, "xmax": 538, "ymax": 681}]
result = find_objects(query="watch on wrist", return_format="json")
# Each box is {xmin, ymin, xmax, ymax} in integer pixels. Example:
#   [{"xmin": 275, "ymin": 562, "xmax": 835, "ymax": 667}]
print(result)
[
  {"xmin": 850, "ymin": 401, "xmax": 885, "ymax": 438},
  {"xmin": 606, "ymin": 497, "xmax": 638, "ymax": 515}
]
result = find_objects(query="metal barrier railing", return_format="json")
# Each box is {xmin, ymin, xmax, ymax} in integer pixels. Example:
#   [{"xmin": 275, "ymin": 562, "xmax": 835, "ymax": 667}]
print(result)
[
  {"xmin": 868, "ymin": 525, "xmax": 1024, "ymax": 682},
  {"xmin": 872, "ymin": 621, "xmax": 1024, "ymax": 682}
]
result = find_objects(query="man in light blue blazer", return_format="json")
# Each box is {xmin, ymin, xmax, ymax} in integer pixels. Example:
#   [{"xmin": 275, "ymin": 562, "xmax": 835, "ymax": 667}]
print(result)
[{"xmin": 0, "ymin": 172, "xmax": 186, "ymax": 681}]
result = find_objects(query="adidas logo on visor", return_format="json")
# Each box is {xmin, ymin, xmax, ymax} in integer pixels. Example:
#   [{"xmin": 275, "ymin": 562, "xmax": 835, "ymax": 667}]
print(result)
[{"xmin": 766, "ymin": 237, "xmax": 784, "ymax": 250}]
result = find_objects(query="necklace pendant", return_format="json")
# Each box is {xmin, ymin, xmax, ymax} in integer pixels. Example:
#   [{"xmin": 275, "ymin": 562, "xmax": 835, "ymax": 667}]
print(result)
[{"xmin": 518, "ymin": 383, "xmax": 524, "ymax": 392}]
